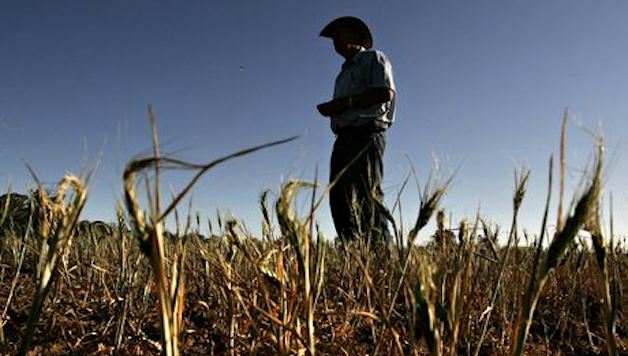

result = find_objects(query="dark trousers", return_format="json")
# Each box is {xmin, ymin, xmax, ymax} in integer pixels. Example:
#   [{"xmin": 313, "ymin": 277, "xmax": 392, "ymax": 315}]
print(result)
[{"xmin": 330, "ymin": 130, "xmax": 389, "ymax": 242}]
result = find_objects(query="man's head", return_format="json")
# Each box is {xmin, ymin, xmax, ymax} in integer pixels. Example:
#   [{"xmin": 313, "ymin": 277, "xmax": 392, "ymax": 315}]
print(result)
[{"xmin": 320, "ymin": 16, "xmax": 372, "ymax": 58}]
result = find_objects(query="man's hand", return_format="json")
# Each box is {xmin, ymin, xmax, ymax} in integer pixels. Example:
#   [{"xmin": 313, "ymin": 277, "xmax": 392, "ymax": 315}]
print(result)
[
  {"xmin": 317, "ymin": 98, "xmax": 348, "ymax": 117},
  {"xmin": 317, "ymin": 88, "xmax": 394, "ymax": 118}
]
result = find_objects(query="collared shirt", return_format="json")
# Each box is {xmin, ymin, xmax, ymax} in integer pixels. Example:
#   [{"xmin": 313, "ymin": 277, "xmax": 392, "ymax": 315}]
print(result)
[{"xmin": 331, "ymin": 48, "xmax": 396, "ymax": 133}]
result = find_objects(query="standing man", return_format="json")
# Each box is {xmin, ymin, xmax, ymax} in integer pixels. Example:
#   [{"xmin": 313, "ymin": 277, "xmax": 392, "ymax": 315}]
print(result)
[{"xmin": 317, "ymin": 16, "xmax": 396, "ymax": 243}]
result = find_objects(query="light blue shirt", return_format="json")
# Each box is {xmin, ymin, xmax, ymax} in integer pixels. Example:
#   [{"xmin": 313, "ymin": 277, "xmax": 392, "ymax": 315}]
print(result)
[{"xmin": 331, "ymin": 48, "xmax": 396, "ymax": 132}]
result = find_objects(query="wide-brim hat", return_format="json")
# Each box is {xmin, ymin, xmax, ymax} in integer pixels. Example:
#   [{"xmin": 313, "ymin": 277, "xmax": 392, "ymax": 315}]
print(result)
[{"xmin": 320, "ymin": 16, "xmax": 373, "ymax": 49}]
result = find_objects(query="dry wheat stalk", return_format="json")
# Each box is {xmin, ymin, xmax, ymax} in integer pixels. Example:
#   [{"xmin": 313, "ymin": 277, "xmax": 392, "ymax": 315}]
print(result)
[
  {"xmin": 584, "ymin": 165, "xmax": 619, "ymax": 355},
  {"xmin": 474, "ymin": 167, "xmax": 530, "ymax": 356},
  {"xmin": 19, "ymin": 174, "xmax": 87, "ymax": 356},
  {"xmin": 276, "ymin": 180, "xmax": 317, "ymax": 356},
  {"xmin": 511, "ymin": 144, "xmax": 603, "ymax": 356},
  {"xmin": 123, "ymin": 108, "xmax": 296, "ymax": 355}
]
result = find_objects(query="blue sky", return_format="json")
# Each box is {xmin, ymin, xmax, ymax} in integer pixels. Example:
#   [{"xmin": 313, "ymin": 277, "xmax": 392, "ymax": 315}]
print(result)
[{"xmin": 2, "ymin": 1, "xmax": 627, "ymax": 241}]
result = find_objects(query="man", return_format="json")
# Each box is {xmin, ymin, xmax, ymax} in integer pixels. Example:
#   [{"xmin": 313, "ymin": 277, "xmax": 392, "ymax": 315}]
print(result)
[{"xmin": 317, "ymin": 16, "xmax": 396, "ymax": 243}]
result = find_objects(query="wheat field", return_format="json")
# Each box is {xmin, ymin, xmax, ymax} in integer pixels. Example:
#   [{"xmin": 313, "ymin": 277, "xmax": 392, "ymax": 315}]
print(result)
[{"xmin": 0, "ymin": 115, "xmax": 625, "ymax": 355}]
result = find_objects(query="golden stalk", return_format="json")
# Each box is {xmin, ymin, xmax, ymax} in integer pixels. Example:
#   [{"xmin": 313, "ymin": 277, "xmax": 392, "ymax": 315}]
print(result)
[
  {"xmin": 123, "ymin": 108, "xmax": 296, "ymax": 355},
  {"xmin": 584, "ymin": 181, "xmax": 619, "ymax": 355},
  {"xmin": 276, "ymin": 180, "xmax": 317, "ymax": 355},
  {"xmin": 511, "ymin": 144, "xmax": 603, "ymax": 356},
  {"xmin": 19, "ymin": 174, "xmax": 87, "ymax": 356}
]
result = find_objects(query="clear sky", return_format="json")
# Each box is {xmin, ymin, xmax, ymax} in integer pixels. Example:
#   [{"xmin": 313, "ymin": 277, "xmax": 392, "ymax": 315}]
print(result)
[{"xmin": 2, "ymin": 1, "xmax": 628, "ymax": 242}]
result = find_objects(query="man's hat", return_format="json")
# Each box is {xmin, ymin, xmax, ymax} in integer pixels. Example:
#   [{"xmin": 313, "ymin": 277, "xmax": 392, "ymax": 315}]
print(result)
[{"xmin": 320, "ymin": 16, "xmax": 373, "ymax": 49}]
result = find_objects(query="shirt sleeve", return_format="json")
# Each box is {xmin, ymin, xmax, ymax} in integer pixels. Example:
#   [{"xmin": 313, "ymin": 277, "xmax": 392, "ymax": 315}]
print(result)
[{"xmin": 366, "ymin": 51, "xmax": 395, "ymax": 92}]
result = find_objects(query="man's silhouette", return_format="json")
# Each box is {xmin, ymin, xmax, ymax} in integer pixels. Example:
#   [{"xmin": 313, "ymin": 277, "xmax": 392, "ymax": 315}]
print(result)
[{"xmin": 317, "ymin": 16, "xmax": 396, "ymax": 242}]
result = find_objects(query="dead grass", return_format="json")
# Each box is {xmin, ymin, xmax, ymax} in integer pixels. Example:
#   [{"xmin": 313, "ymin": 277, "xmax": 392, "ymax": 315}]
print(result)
[{"xmin": 0, "ymin": 112, "xmax": 625, "ymax": 355}]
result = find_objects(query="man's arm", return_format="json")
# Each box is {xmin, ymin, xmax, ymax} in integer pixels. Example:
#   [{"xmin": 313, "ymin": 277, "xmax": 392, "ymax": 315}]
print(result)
[{"xmin": 317, "ymin": 87, "xmax": 394, "ymax": 117}]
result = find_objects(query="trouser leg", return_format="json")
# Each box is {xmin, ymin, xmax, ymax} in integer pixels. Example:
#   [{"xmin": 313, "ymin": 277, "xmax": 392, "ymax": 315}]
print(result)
[
  {"xmin": 330, "ymin": 135, "xmax": 359, "ymax": 241},
  {"xmin": 363, "ymin": 133, "xmax": 389, "ymax": 242},
  {"xmin": 330, "ymin": 132, "xmax": 389, "ymax": 242}
]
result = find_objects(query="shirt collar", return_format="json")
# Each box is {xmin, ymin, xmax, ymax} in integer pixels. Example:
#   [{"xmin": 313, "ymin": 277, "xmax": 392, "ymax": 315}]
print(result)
[{"xmin": 342, "ymin": 47, "xmax": 366, "ymax": 70}]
